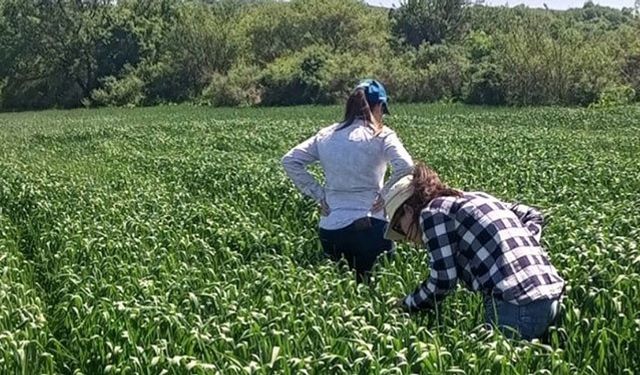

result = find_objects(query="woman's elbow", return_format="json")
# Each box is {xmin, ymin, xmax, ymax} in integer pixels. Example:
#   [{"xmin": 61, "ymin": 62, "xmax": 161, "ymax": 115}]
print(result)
[{"xmin": 281, "ymin": 153, "xmax": 294, "ymax": 169}]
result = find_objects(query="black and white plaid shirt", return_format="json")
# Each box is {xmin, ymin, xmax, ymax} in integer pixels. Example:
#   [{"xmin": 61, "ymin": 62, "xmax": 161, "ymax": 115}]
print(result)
[{"xmin": 403, "ymin": 192, "xmax": 565, "ymax": 311}]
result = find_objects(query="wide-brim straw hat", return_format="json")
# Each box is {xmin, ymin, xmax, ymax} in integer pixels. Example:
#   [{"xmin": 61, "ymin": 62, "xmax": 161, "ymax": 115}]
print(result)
[{"xmin": 383, "ymin": 175, "xmax": 414, "ymax": 241}]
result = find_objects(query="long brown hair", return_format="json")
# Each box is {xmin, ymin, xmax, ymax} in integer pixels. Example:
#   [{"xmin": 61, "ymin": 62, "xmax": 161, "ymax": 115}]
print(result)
[
  {"xmin": 336, "ymin": 88, "xmax": 383, "ymax": 136},
  {"xmin": 404, "ymin": 163, "xmax": 463, "ymax": 227}
]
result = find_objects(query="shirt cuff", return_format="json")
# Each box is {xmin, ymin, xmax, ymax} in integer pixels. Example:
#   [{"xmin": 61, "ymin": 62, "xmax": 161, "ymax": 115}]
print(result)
[{"xmin": 403, "ymin": 294, "xmax": 415, "ymax": 310}]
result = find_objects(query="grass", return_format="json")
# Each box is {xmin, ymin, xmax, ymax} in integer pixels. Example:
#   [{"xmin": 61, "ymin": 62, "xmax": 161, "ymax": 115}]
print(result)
[{"xmin": 0, "ymin": 103, "xmax": 639, "ymax": 374}]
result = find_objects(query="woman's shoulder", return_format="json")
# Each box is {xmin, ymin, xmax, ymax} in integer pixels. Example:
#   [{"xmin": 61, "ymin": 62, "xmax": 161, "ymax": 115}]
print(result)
[
  {"xmin": 316, "ymin": 122, "xmax": 342, "ymax": 137},
  {"xmin": 422, "ymin": 195, "xmax": 462, "ymax": 215},
  {"xmin": 458, "ymin": 191, "xmax": 512, "ymax": 220},
  {"xmin": 317, "ymin": 122, "xmax": 397, "ymax": 140},
  {"xmin": 463, "ymin": 191, "xmax": 496, "ymax": 200},
  {"xmin": 379, "ymin": 125, "xmax": 396, "ymax": 137}
]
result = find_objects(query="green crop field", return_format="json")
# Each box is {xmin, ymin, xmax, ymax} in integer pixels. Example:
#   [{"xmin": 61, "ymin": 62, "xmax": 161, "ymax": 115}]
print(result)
[{"xmin": 1, "ymin": 104, "xmax": 639, "ymax": 374}]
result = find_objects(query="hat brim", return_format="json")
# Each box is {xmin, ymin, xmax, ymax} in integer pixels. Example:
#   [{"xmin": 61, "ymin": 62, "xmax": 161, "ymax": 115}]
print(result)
[
  {"xmin": 382, "ymin": 182, "xmax": 414, "ymax": 241},
  {"xmin": 384, "ymin": 218, "xmax": 406, "ymax": 242}
]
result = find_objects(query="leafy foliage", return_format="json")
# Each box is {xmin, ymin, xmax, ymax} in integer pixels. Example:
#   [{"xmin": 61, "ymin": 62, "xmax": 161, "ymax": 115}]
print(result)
[
  {"xmin": 390, "ymin": 0, "xmax": 469, "ymax": 47},
  {"xmin": 200, "ymin": 64, "xmax": 263, "ymax": 107},
  {"xmin": 0, "ymin": 0, "xmax": 639, "ymax": 109}
]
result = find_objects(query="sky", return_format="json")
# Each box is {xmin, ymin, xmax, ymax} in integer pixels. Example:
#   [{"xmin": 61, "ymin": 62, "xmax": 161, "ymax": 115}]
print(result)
[{"xmin": 365, "ymin": 0, "xmax": 636, "ymax": 10}]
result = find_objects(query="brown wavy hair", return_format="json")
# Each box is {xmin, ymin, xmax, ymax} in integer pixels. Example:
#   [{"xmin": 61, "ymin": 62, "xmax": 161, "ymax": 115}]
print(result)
[
  {"xmin": 336, "ymin": 88, "xmax": 383, "ymax": 136},
  {"xmin": 401, "ymin": 163, "xmax": 463, "ymax": 227}
]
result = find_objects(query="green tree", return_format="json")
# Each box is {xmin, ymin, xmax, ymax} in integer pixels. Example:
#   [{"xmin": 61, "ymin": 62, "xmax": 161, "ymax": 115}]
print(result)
[
  {"xmin": 494, "ymin": 10, "xmax": 619, "ymax": 106},
  {"xmin": 390, "ymin": 0, "xmax": 469, "ymax": 48},
  {"xmin": 238, "ymin": 0, "xmax": 386, "ymax": 65},
  {"xmin": 237, "ymin": 1, "xmax": 303, "ymax": 65},
  {"xmin": 157, "ymin": 1, "xmax": 242, "ymax": 100},
  {"xmin": 0, "ymin": 0, "xmax": 146, "ymax": 109},
  {"xmin": 291, "ymin": 0, "xmax": 388, "ymax": 54}
]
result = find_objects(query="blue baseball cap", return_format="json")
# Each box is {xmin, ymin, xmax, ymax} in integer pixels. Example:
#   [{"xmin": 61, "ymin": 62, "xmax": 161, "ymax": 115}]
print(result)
[{"xmin": 355, "ymin": 79, "xmax": 390, "ymax": 114}]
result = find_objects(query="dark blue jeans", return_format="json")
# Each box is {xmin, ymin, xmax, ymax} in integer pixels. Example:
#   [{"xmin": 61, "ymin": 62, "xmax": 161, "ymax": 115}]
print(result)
[
  {"xmin": 319, "ymin": 217, "xmax": 394, "ymax": 282},
  {"xmin": 484, "ymin": 296, "xmax": 562, "ymax": 340}
]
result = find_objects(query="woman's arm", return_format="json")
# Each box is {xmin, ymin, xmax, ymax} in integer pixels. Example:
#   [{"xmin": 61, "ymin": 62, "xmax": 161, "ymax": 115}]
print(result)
[
  {"xmin": 509, "ymin": 203, "xmax": 544, "ymax": 242},
  {"xmin": 281, "ymin": 135, "xmax": 325, "ymax": 204},
  {"xmin": 403, "ymin": 212, "xmax": 458, "ymax": 311},
  {"xmin": 381, "ymin": 131, "xmax": 414, "ymax": 197}
]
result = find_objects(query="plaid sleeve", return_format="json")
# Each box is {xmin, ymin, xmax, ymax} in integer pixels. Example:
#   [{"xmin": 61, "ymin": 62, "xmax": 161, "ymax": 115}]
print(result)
[
  {"xmin": 404, "ymin": 211, "xmax": 458, "ymax": 311},
  {"xmin": 509, "ymin": 203, "xmax": 544, "ymax": 242}
]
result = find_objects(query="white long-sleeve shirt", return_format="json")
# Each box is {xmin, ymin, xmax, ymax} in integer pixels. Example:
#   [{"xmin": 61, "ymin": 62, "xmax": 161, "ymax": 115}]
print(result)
[{"xmin": 282, "ymin": 120, "xmax": 414, "ymax": 230}]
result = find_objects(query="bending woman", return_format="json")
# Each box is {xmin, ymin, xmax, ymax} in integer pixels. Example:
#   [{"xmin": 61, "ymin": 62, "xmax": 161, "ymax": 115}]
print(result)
[{"xmin": 384, "ymin": 163, "xmax": 565, "ymax": 340}]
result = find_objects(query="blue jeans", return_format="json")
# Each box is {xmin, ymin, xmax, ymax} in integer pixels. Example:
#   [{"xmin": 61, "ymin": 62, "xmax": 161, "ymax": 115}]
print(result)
[
  {"xmin": 319, "ymin": 217, "xmax": 394, "ymax": 282},
  {"xmin": 484, "ymin": 297, "xmax": 561, "ymax": 340}
]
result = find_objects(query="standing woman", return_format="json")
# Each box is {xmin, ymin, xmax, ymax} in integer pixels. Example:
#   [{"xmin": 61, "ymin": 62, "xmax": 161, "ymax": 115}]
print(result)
[
  {"xmin": 282, "ymin": 79, "xmax": 414, "ymax": 282},
  {"xmin": 383, "ymin": 163, "xmax": 565, "ymax": 340}
]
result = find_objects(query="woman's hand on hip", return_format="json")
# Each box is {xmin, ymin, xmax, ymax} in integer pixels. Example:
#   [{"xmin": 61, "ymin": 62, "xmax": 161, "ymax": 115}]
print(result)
[
  {"xmin": 371, "ymin": 194, "xmax": 385, "ymax": 213},
  {"xmin": 319, "ymin": 199, "xmax": 331, "ymax": 216}
]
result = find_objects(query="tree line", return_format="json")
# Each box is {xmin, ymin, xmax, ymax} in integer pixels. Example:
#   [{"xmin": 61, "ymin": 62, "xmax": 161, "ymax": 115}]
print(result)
[{"xmin": 0, "ymin": 0, "xmax": 638, "ymax": 111}]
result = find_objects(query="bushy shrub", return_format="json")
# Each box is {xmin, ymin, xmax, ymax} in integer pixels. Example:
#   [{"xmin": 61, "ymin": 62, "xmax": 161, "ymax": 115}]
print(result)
[
  {"xmin": 200, "ymin": 65, "xmax": 263, "ymax": 107},
  {"xmin": 379, "ymin": 44, "xmax": 468, "ymax": 103},
  {"xmin": 565, "ymin": 42, "xmax": 620, "ymax": 106},
  {"xmin": 260, "ymin": 45, "xmax": 332, "ymax": 106},
  {"xmin": 621, "ymin": 53, "xmax": 640, "ymax": 101},
  {"xmin": 462, "ymin": 31, "xmax": 505, "ymax": 104},
  {"xmin": 129, "ymin": 59, "xmax": 190, "ymax": 105},
  {"xmin": 0, "ymin": 73, "xmax": 84, "ymax": 110},
  {"xmin": 591, "ymin": 84, "xmax": 636, "ymax": 108},
  {"xmin": 463, "ymin": 62, "xmax": 505, "ymax": 105},
  {"xmin": 465, "ymin": 30, "xmax": 494, "ymax": 62},
  {"xmin": 291, "ymin": 0, "xmax": 388, "ymax": 55},
  {"xmin": 90, "ymin": 72, "xmax": 145, "ymax": 107},
  {"xmin": 414, "ymin": 43, "xmax": 464, "ymax": 67},
  {"xmin": 323, "ymin": 52, "xmax": 385, "ymax": 103},
  {"xmin": 493, "ymin": 14, "xmax": 621, "ymax": 106},
  {"xmin": 237, "ymin": 1, "xmax": 304, "ymax": 65},
  {"xmin": 567, "ymin": 76, "xmax": 612, "ymax": 107},
  {"xmin": 424, "ymin": 53, "xmax": 469, "ymax": 101},
  {"xmin": 390, "ymin": 0, "xmax": 468, "ymax": 47}
]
